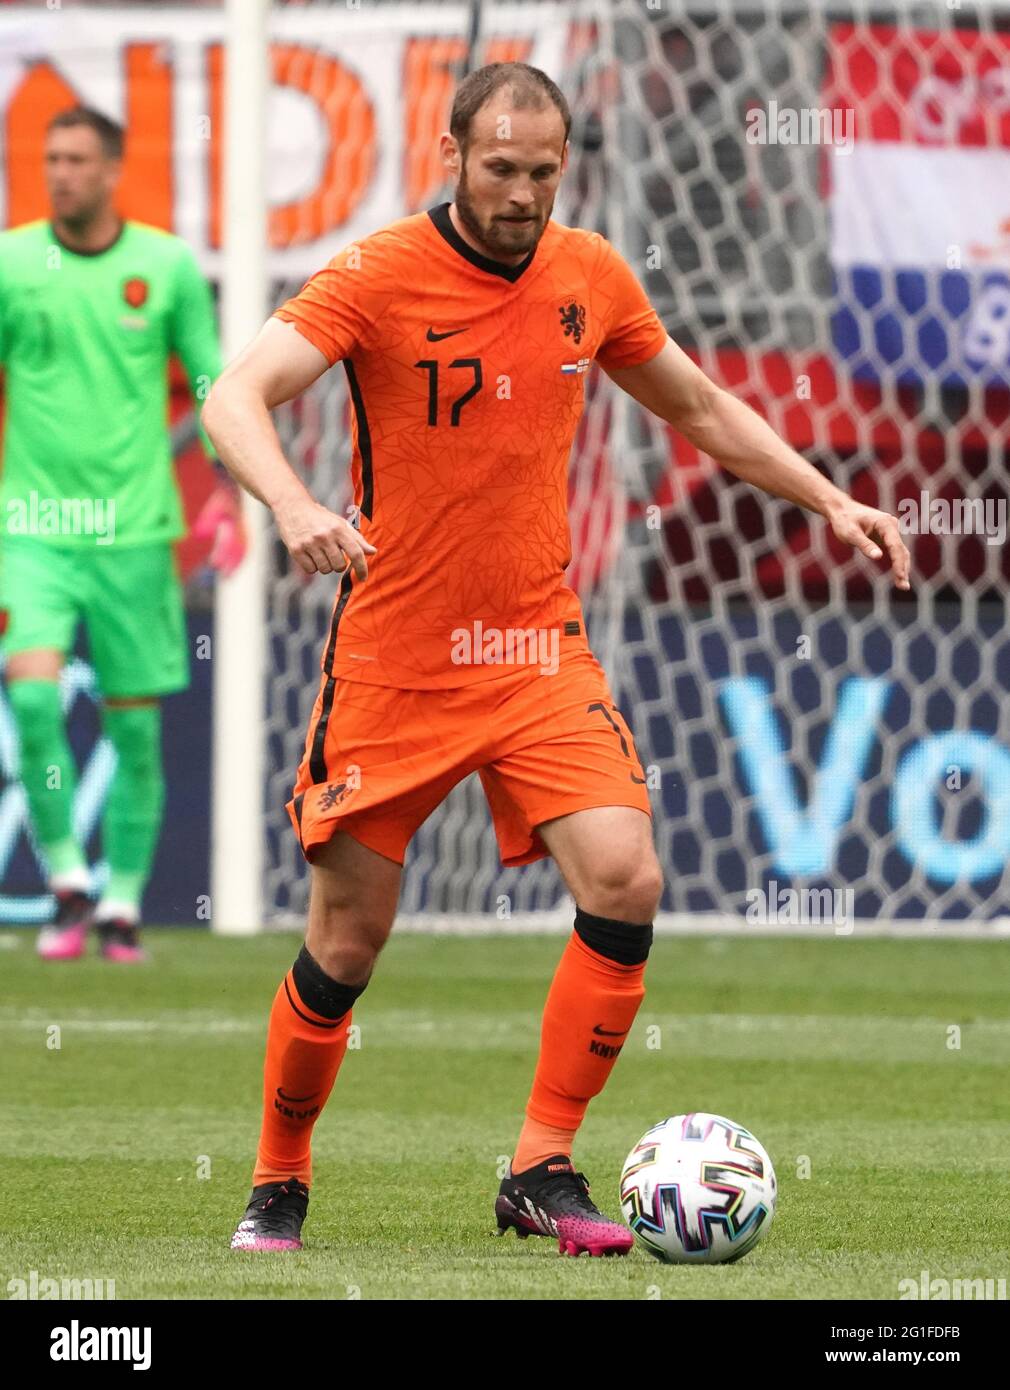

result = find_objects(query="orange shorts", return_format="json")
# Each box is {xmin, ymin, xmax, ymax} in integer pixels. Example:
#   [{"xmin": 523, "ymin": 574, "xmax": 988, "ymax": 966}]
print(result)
[{"xmin": 287, "ymin": 646, "xmax": 652, "ymax": 867}]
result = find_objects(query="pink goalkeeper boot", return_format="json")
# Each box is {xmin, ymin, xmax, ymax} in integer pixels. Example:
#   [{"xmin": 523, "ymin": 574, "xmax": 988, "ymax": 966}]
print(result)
[
  {"xmin": 36, "ymin": 889, "xmax": 94, "ymax": 961},
  {"xmin": 96, "ymin": 917, "xmax": 148, "ymax": 963}
]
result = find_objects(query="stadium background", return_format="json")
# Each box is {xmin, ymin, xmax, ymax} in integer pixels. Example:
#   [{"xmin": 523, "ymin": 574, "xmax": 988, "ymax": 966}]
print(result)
[{"xmin": 1, "ymin": 0, "xmax": 1009, "ymax": 930}]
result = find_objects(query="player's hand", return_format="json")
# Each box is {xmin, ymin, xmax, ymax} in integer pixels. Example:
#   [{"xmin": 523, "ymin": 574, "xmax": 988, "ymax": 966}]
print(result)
[
  {"xmin": 827, "ymin": 500, "xmax": 911, "ymax": 591},
  {"xmin": 274, "ymin": 495, "xmax": 377, "ymax": 579},
  {"xmin": 192, "ymin": 485, "xmax": 248, "ymax": 578}
]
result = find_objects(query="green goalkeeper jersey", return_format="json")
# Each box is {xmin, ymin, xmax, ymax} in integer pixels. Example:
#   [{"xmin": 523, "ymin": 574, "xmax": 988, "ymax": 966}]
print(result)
[{"xmin": 0, "ymin": 219, "xmax": 221, "ymax": 547}]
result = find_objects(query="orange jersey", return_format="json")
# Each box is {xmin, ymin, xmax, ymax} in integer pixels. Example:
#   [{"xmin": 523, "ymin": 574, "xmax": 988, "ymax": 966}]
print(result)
[{"xmin": 274, "ymin": 203, "xmax": 667, "ymax": 688}]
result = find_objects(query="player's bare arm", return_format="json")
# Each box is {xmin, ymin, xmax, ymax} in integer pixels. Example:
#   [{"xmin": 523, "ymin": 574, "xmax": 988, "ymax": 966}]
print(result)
[
  {"xmin": 605, "ymin": 337, "xmax": 912, "ymax": 591},
  {"xmin": 203, "ymin": 318, "xmax": 376, "ymax": 578}
]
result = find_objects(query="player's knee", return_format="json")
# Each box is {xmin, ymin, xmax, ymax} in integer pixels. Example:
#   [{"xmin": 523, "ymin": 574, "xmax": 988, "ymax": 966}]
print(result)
[
  {"xmin": 308, "ymin": 877, "xmax": 393, "ymax": 981},
  {"xmin": 303, "ymin": 932, "xmax": 379, "ymax": 989},
  {"xmin": 635, "ymin": 858, "xmax": 665, "ymax": 920},
  {"xmin": 7, "ymin": 678, "xmax": 62, "ymax": 751},
  {"xmin": 102, "ymin": 703, "xmax": 161, "ymax": 763},
  {"xmin": 580, "ymin": 851, "xmax": 663, "ymax": 924}
]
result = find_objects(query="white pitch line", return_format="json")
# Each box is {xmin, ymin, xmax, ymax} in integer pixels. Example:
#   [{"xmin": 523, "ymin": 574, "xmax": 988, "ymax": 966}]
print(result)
[
  {"xmin": 0, "ymin": 1014, "xmax": 259, "ymax": 1035},
  {"xmin": 263, "ymin": 912, "xmax": 1010, "ymax": 940},
  {"xmin": 2, "ymin": 1009, "xmax": 1009, "ymax": 1045}
]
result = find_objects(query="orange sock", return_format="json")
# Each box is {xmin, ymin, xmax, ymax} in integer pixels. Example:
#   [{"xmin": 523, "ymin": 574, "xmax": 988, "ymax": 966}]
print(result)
[
  {"xmin": 511, "ymin": 1119, "xmax": 578, "ymax": 1174},
  {"xmin": 252, "ymin": 968, "xmax": 354, "ymax": 1188},
  {"xmin": 513, "ymin": 930, "xmax": 647, "ymax": 1172}
]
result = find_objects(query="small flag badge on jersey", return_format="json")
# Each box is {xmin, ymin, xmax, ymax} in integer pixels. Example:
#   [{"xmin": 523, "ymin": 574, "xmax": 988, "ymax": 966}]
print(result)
[{"xmin": 561, "ymin": 357, "xmax": 591, "ymax": 375}]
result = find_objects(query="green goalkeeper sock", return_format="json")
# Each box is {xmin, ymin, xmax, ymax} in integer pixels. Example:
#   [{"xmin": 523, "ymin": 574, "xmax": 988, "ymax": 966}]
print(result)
[
  {"xmin": 100, "ymin": 703, "xmax": 165, "ymax": 916},
  {"xmin": 7, "ymin": 679, "xmax": 87, "ymax": 881}
]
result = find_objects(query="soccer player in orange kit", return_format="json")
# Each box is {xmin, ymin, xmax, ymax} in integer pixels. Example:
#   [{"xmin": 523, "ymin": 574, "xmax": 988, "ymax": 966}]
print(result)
[{"xmin": 204, "ymin": 63, "xmax": 910, "ymax": 1255}]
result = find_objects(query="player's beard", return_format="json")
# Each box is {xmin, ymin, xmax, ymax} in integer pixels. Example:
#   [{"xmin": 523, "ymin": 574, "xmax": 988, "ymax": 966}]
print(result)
[
  {"xmin": 50, "ymin": 190, "xmax": 111, "ymax": 236},
  {"xmin": 455, "ymin": 163, "xmax": 551, "ymax": 261}
]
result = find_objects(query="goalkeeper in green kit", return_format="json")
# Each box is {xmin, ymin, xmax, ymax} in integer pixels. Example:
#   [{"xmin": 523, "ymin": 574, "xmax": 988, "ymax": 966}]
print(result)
[{"xmin": 0, "ymin": 107, "xmax": 244, "ymax": 961}]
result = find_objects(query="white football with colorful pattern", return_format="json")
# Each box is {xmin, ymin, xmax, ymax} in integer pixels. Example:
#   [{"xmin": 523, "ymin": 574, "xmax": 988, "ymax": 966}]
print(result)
[{"xmin": 620, "ymin": 1112, "xmax": 777, "ymax": 1264}]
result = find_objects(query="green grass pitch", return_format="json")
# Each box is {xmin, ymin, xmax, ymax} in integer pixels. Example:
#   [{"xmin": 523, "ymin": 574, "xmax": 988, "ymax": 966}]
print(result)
[{"xmin": 2, "ymin": 929, "xmax": 1008, "ymax": 1300}]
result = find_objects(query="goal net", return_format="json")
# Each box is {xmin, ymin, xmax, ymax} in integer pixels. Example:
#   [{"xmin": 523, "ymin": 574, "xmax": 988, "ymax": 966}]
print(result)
[{"xmin": 261, "ymin": 0, "xmax": 1010, "ymax": 931}]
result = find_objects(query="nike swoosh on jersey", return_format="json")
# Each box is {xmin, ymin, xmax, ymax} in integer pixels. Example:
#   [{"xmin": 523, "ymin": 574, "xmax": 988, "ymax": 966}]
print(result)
[{"xmin": 426, "ymin": 326, "xmax": 468, "ymax": 341}]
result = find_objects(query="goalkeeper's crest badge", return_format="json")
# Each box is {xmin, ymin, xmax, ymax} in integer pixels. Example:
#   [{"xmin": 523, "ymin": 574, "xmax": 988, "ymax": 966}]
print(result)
[{"xmin": 123, "ymin": 277, "xmax": 149, "ymax": 309}]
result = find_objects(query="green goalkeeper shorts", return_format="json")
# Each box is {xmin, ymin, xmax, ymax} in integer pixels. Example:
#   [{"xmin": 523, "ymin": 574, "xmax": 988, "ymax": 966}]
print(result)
[{"xmin": 0, "ymin": 538, "xmax": 189, "ymax": 699}]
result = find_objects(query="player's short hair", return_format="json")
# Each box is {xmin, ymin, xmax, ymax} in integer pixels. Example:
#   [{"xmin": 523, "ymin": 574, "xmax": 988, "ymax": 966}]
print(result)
[
  {"xmin": 47, "ymin": 106, "xmax": 124, "ymax": 160},
  {"xmin": 450, "ymin": 62, "xmax": 571, "ymax": 155}
]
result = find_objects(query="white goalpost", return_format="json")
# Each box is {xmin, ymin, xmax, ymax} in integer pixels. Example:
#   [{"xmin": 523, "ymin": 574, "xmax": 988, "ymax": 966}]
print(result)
[{"xmin": 211, "ymin": 0, "xmax": 270, "ymax": 934}]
